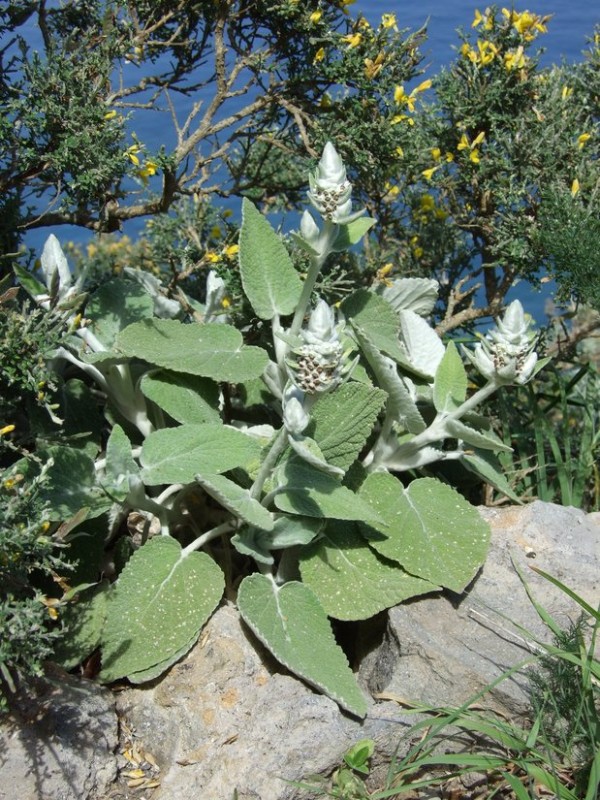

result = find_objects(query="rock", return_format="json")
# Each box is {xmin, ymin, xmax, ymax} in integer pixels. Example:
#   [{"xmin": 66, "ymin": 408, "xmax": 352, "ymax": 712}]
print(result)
[
  {"xmin": 360, "ymin": 501, "xmax": 600, "ymax": 717},
  {"xmin": 115, "ymin": 603, "xmax": 412, "ymax": 800},
  {"xmin": 0, "ymin": 667, "xmax": 118, "ymax": 800}
]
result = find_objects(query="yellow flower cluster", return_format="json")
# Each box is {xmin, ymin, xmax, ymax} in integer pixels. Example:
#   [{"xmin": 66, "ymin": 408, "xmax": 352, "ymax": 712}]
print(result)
[
  {"xmin": 458, "ymin": 131, "xmax": 485, "ymax": 163},
  {"xmin": 501, "ymin": 8, "xmax": 550, "ymax": 40},
  {"xmin": 391, "ymin": 79, "xmax": 431, "ymax": 124},
  {"xmin": 204, "ymin": 243, "xmax": 239, "ymax": 265}
]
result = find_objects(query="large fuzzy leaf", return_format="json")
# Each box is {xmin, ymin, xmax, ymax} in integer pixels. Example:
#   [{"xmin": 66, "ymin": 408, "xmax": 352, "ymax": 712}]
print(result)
[
  {"xmin": 342, "ymin": 289, "xmax": 405, "ymax": 363},
  {"xmin": 238, "ymin": 573, "xmax": 368, "ymax": 717},
  {"xmin": 116, "ymin": 318, "xmax": 269, "ymax": 382},
  {"xmin": 359, "ymin": 473, "xmax": 490, "ymax": 593},
  {"xmin": 307, "ymin": 382, "xmax": 387, "ymax": 470},
  {"xmin": 140, "ymin": 370, "xmax": 221, "ymax": 425},
  {"xmin": 86, "ymin": 278, "xmax": 154, "ymax": 349},
  {"xmin": 274, "ymin": 459, "xmax": 382, "ymax": 524},
  {"xmin": 299, "ymin": 521, "xmax": 437, "ymax": 620},
  {"xmin": 433, "ymin": 341, "xmax": 467, "ymax": 413},
  {"xmin": 195, "ymin": 472, "xmax": 274, "ymax": 531},
  {"xmin": 140, "ymin": 423, "xmax": 260, "ymax": 485},
  {"xmin": 239, "ymin": 198, "xmax": 303, "ymax": 320},
  {"xmin": 398, "ymin": 309, "xmax": 445, "ymax": 378},
  {"xmin": 99, "ymin": 537, "xmax": 224, "ymax": 683}
]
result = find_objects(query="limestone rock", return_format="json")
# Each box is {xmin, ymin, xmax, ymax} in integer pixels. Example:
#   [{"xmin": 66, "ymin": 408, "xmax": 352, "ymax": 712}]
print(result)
[
  {"xmin": 115, "ymin": 603, "xmax": 411, "ymax": 800},
  {"xmin": 361, "ymin": 501, "xmax": 600, "ymax": 716},
  {"xmin": 0, "ymin": 667, "xmax": 118, "ymax": 800}
]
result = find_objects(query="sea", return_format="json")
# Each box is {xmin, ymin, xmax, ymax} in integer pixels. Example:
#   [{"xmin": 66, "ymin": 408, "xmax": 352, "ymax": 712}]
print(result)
[{"xmin": 20, "ymin": 0, "xmax": 598, "ymax": 321}]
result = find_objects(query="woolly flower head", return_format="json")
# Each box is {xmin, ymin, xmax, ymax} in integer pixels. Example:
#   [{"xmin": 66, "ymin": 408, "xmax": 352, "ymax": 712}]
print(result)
[
  {"xmin": 286, "ymin": 300, "xmax": 352, "ymax": 394},
  {"xmin": 307, "ymin": 142, "xmax": 353, "ymax": 222},
  {"xmin": 464, "ymin": 300, "xmax": 538, "ymax": 385}
]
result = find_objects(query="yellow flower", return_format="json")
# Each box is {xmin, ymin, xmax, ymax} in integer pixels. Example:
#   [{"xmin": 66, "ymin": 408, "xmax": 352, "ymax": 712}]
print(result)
[
  {"xmin": 578, "ymin": 133, "xmax": 591, "ymax": 149},
  {"xmin": 136, "ymin": 159, "xmax": 158, "ymax": 185},
  {"xmin": 223, "ymin": 244, "xmax": 239, "ymax": 258},
  {"xmin": 420, "ymin": 194, "xmax": 435, "ymax": 212},
  {"xmin": 0, "ymin": 424, "xmax": 16, "ymax": 436},
  {"xmin": 571, "ymin": 178, "xmax": 580, "ymax": 197},
  {"xmin": 309, "ymin": 10, "xmax": 322, "ymax": 23},
  {"xmin": 221, "ymin": 297, "xmax": 231, "ymax": 309},
  {"xmin": 503, "ymin": 9, "xmax": 549, "ymax": 40},
  {"xmin": 461, "ymin": 43, "xmax": 478, "ymax": 63},
  {"xmin": 390, "ymin": 113, "xmax": 414, "ymax": 126},
  {"xmin": 383, "ymin": 181, "xmax": 400, "ymax": 199},
  {"xmin": 445, "ymin": 152, "xmax": 455, "ymax": 162},
  {"xmin": 376, "ymin": 263, "xmax": 394, "ymax": 286},
  {"xmin": 319, "ymin": 92, "xmax": 332, "ymax": 109},
  {"xmin": 205, "ymin": 251, "xmax": 220, "ymax": 263},
  {"xmin": 471, "ymin": 9, "xmax": 493, "ymax": 29},
  {"xmin": 381, "ymin": 13, "xmax": 398, "ymax": 30},
  {"xmin": 477, "ymin": 39, "xmax": 498, "ymax": 65},
  {"xmin": 422, "ymin": 166, "xmax": 439, "ymax": 181},
  {"xmin": 561, "ymin": 86, "xmax": 573, "ymax": 100},
  {"xmin": 313, "ymin": 47, "xmax": 326, "ymax": 63},
  {"xmin": 458, "ymin": 131, "xmax": 485, "ymax": 162},
  {"xmin": 394, "ymin": 146, "xmax": 404, "ymax": 158},
  {"xmin": 364, "ymin": 52, "xmax": 385, "ymax": 79},
  {"xmin": 338, "ymin": 0, "xmax": 356, "ymax": 12},
  {"xmin": 414, "ymin": 79, "xmax": 432, "ymax": 94},
  {"xmin": 431, "ymin": 147, "xmax": 441, "ymax": 161},
  {"xmin": 125, "ymin": 144, "xmax": 141, "ymax": 166},
  {"xmin": 104, "ymin": 109, "xmax": 117, "ymax": 120},
  {"xmin": 504, "ymin": 46, "xmax": 527, "ymax": 71},
  {"xmin": 342, "ymin": 32, "xmax": 362, "ymax": 48}
]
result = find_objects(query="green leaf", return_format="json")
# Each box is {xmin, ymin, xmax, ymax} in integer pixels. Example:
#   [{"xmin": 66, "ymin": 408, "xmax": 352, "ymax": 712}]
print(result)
[
  {"xmin": 237, "ymin": 574, "xmax": 368, "ymax": 717},
  {"xmin": 398, "ymin": 309, "xmax": 445, "ymax": 378},
  {"xmin": 352, "ymin": 328, "xmax": 426, "ymax": 434},
  {"xmin": 99, "ymin": 537, "xmax": 224, "ymax": 682},
  {"xmin": 116, "ymin": 318, "xmax": 269, "ymax": 382},
  {"xmin": 433, "ymin": 341, "xmax": 467, "ymax": 412},
  {"xmin": 140, "ymin": 370, "xmax": 221, "ymax": 425},
  {"xmin": 140, "ymin": 424, "xmax": 260, "ymax": 485},
  {"xmin": 274, "ymin": 460, "xmax": 382, "ymax": 524},
  {"xmin": 299, "ymin": 521, "xmax": 437, "ymax": 620},
  {"xmin": 101, "ymin": 424, "xmax": 139, "ymax": 501},
  {"xmin": 380, "ymin": 277, "xmax": 439, "ymax": 316},
  {"xmin": 21, "ymin": 445, "xmax": 111, "ymax": 520},
  {"xmin": 86, "ymin": 278, "xmax": 154, "ymax": 348},
  {"xmin": 195, "ymin": 472, "xmax": 274, "ymax": 531},
  {"xmin": 344, "ymin": 739, "xmax": 375, "ymax": 773},
  {"xmin": 342, "ymin": 290, "xmax": 405, "ymax": 363},
  {"xmin": 13, "ymin": 263, "xmax": 48, "ymax": 298},
  {"xmin": 232, "ymin": 516, "xmax": 323, "ymax": 565},
  {"xmin": 462, "ymin": 450, "xmax": 522, "ymax": 503},
  {"xmin": 307, "ymin": 383, "xmax": 387, "ymax": 470},
  {"xmin": 53, "ymin": 582, "xmax": 109, "ymax": 669},
  {"xmin": 445, "ymin": 418, "xmax": 512, "ymax": 452},
  {"xmin": 359, "ymin": 473, "xmax": 490, "ymax": 592},
  {"xmin": 331, "ymin": 217, "xmax": 376, "ymax": 251},
  {"xmin": 239, "ymin": 198, "xmax": 303, "ymax": 319}
]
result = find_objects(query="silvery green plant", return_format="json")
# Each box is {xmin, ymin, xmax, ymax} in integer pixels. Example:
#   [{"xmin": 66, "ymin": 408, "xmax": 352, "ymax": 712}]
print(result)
[{"xmin": 12, "ymin": 143, "xmax": 546, "ymax": 717}]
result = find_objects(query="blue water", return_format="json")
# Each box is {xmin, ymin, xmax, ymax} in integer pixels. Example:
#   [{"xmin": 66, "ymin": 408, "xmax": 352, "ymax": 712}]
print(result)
[{"xmin": 22, "ymin": 2, "xmax": 598, "ymax": 321}]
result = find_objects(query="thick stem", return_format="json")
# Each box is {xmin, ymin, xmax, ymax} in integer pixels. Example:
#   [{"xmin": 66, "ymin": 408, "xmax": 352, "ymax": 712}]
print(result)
[
  {"xmin": 249, "ymin": 426, "xmax": 288, "ymax": 500},
  {"xmin": 288, "ymin": 221, "xmax": 337, "ymax": 340}
]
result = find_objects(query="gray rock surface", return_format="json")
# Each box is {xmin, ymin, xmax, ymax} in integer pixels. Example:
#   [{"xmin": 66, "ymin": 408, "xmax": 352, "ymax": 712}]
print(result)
[
  {"xmin": 0, "ymin": 667, "xmax": 118, "ymax": 800},
  {"xmin": 115, "ymin": 603, "xmax": 412, "ymax": 800},
  {"xmin": 360, "ymin": 501, "xmax": 600, "ymax": 716}
]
